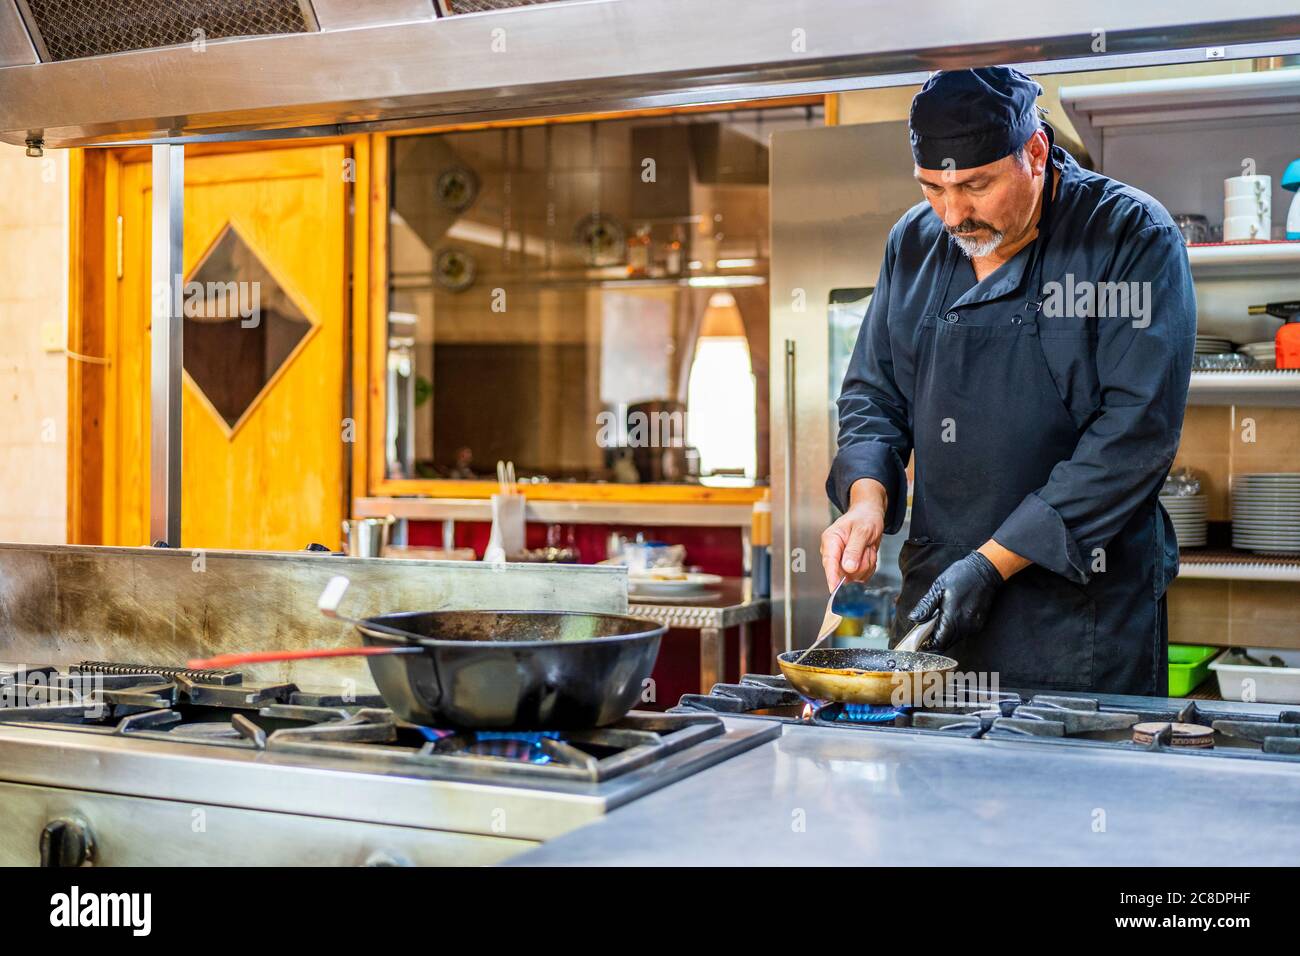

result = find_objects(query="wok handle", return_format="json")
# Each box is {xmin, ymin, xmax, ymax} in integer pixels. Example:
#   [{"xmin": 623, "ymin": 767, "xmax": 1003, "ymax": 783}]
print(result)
[{"xmin": 187, "ymin": 646, "xmax": 422, "ymax": 670}]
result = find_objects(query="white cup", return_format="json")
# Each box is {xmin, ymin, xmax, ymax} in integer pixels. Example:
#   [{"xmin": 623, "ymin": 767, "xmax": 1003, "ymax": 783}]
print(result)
[
  {"xmin": 1223, "ymin": 214, "xmax": 1267, "ymax": 242},
  {"xmin": 1224, "ymin": 174, "xmax": 1271, "ymax": 198},
  {"xmin": 1225, "ymin": 194, "xmax": 1271, "ymax": 220}
]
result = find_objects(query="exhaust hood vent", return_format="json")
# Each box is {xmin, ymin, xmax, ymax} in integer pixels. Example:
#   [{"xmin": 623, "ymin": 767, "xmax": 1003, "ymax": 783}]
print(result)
[{"xmin": 17, "ymin": 0, "xmax": 316, "ymax": 62}]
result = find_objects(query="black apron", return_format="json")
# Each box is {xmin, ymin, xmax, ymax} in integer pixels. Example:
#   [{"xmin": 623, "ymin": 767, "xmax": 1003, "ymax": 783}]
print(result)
[{"xmin": 893, "ymin": 157, "xmax": 1170, "ymax": 696}]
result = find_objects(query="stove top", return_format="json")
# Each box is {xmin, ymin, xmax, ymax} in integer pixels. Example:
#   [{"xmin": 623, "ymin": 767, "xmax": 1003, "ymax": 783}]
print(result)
[
  {"xmin": 0, "ymin": 661, "xmax": 773, "ymax": 789},
  {"xmin": 0, "ymin": 660, "xmax": 780, "ymax": 863},
  {"xmin": 673, "ymin": 673, "xmax": 1300, "ymax": 764}
]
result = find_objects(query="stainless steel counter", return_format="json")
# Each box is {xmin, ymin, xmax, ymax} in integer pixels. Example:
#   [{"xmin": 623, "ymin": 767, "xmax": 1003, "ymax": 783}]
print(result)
[{"xmin": 508, "ymin": 723, "xmax": 1300, "ymax": 866}]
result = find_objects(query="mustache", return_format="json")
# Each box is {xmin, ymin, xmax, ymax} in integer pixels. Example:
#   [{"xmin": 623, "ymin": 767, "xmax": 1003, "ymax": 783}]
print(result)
[{"xmin": 946, "ymin": 218, "xmax": 998, "ymax": 236}]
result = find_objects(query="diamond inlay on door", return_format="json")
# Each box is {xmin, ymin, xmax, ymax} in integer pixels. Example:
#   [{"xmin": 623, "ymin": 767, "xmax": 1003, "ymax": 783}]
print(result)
[{"xmin": 182, "ymin": 224, "xmax": 313, "ymax": 430}]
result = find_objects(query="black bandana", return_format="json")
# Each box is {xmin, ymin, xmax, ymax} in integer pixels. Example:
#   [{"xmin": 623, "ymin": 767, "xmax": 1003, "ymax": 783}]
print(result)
[{"xmin": 910, "ymin": 67, "xmax": 1045, "ymax": 170}]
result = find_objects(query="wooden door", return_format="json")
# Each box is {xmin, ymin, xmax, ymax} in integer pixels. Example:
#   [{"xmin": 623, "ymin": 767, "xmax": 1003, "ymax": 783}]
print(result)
[{"xmin": 105, "ymin": 145, "xmax": 348, "ymax": 550}]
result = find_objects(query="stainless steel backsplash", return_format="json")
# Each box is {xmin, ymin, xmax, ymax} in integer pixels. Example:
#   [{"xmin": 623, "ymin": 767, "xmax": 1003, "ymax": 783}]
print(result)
[{"xmin": 0, "ymin": 544, "xmax": 626, "ymax": 692}]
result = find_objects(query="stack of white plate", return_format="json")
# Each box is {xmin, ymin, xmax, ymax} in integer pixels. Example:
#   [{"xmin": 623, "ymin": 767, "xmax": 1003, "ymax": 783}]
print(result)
[
  {"xmin": 1161, "ymin": 494, "xmax": 1208, "ymax": 547},
  {"xmin": 1232, "ymin": 474, "xmax": 1300, "ymax": 554},
  {"xmin": 1195, "ymin": 334, "xmax": 1234, "ymax": 355},
  {"xmin": 1238, "ymin": 341, "xmax": 1277, "ymax": 369}
]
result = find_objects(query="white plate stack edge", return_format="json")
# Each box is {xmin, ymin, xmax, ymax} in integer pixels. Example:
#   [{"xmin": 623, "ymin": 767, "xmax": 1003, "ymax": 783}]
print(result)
[
  {"xmin": 1160, "ymin": 493, "xmax": 1208, "ymax": 548},
  {"xmin": 1232, "ymin": 474, "xmax": 1300, "ymax": 554}
]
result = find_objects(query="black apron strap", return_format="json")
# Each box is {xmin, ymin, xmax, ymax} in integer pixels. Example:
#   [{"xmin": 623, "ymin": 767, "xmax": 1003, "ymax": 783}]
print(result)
[{"xmin": 1020, "ymin": 132, "xmax": 1059, "ymax": 324}]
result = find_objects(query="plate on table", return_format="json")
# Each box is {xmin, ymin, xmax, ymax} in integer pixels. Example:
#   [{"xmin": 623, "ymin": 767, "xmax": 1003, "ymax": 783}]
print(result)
[{"xmin": 628, "ymin": 572, "xmax": 723, "ymax": 598}]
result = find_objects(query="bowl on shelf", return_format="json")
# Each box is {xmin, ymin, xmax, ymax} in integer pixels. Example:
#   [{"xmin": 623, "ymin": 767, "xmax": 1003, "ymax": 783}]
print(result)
[
  {"xmin": 1193, "ymin": 352, "xmax": 1256, "ymax": 371},
  {"xmin": 1238, "ymin": 341, "xmax": 1277, "ymax": 369}
]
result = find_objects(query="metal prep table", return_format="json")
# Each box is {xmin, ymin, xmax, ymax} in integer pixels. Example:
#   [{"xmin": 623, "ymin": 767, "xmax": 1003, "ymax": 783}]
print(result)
[
  {"xmin": 507, "ymin": 721, "xmax": 1300, "ymax": 866},
  {"xmin": 629, "ymin": 578, "xmax": 771, "ymax": 694}
]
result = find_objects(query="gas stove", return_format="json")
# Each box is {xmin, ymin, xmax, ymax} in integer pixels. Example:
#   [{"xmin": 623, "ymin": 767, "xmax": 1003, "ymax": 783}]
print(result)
[
  {"xmin": 673, "ymin": 673, "xmax": 1300, "ymax": 764},
  {"xmin": 0, "ymin": 661, "xmax": 777, "ymax": 866}
]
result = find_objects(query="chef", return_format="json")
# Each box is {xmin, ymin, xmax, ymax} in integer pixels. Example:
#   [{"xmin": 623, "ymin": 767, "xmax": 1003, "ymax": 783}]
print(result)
[{"xmin": 821, "ymin": 67, "xmax": 1194, "ymax": 695}]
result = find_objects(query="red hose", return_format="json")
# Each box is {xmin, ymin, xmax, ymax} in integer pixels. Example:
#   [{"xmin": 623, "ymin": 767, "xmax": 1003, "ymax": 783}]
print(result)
[{"xmin": 187, "ymin": 645, "xmax": 419, "ymax": 670}]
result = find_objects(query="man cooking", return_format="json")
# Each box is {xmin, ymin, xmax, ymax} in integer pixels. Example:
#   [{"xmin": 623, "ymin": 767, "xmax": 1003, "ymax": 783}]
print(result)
[{"xmin": 820, "ymin": 67, "xmax": 1194, "ymax": 696}]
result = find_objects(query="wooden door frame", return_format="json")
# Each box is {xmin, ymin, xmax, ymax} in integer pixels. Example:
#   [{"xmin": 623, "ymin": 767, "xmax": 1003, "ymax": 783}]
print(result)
[
  {"xmin": 66, "ymin": 136, "xmax": 372, "ymax": 544},
  {"xmin": 68, "ymin": 95, "xmax": 828, "ymax": 543}
]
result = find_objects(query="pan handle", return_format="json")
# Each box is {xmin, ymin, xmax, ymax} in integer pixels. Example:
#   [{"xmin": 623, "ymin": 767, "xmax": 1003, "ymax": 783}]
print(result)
[
  {"xmin": 316, "ymin": 573, "xmax": 446, "ymax": 712},
  {"xmin": 188, "ymin": 645, "xmax": 422, "ymax": 670}
]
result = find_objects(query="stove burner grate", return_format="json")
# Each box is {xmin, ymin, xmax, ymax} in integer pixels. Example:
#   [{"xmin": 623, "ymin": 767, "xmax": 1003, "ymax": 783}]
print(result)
[
  {"xmin": 74, "ymin": 660, "xmax": 242, "ymax": 685},
  {"xmin": 0, "ymin": 661, "xmax": 738, "ymax": 784}
]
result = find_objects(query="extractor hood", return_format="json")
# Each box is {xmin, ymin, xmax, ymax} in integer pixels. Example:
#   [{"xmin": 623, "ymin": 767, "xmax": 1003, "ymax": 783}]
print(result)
[{"xmin": 1, "ymin": 0, "xmax": 1299, "ymax": 149}]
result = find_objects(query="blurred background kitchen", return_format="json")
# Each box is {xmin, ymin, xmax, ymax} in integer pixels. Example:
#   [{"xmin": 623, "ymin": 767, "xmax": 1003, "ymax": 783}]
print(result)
[{"xmin": 6, "ymin": 54, "xmax": 1299, "ymax": 706}]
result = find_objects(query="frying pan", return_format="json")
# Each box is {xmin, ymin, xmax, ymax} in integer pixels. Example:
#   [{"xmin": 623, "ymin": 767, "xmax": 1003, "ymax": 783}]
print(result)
[
  {"xmin": 778, "ymin": 647, "xmax": 957, "ymax": 706},
  {"xmin": 190, "ymin": 579, "xmax": 666, "ymax": 730},
  {"xmin": 355, "ymin": 609, "xmax": 664, "ymax": 728}
]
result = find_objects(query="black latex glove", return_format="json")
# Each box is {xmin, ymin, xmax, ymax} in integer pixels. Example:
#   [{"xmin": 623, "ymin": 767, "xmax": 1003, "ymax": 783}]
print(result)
[{"xmin": 908, "ymin": 551, "xmax": 1005, "ymax": 653}]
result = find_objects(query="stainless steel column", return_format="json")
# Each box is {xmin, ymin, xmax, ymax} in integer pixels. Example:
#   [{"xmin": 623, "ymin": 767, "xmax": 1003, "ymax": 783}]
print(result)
[
  {"xmin": 699, "ymin": 627, "xmax": 723, "ymax": 695},
  {"xmin": 782, "ymin": 339, "xmax": 795, "ymax": 656},
  {"xmin": 150, "ymin": 144, "xmax": 184, "ymax": 547}
]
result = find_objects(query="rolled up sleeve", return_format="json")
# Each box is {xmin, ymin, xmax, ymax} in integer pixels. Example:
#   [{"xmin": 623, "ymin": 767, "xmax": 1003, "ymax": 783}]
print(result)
[
  {"xmin": 827, "ymin": 238, "xmax": 913, "ymax": 533},
  {"xmin": 993, "ymin": 223, "xmax": 1195, "ymax": 583}
]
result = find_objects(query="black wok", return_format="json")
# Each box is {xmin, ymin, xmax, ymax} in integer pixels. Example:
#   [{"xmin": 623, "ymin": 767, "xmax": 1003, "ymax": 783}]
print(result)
[
  {"xmin": 189, "ymin": 579, "xmax": 666, "ymax": 729},
  {"xmin": 356, "ymin": 610, "xmax": 664, "ymax": 729}
]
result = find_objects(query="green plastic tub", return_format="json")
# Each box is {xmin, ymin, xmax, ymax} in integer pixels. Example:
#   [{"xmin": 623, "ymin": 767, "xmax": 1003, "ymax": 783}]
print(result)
[{"xmin": 1168, "ymin": 644, "xmax": 1217, "ymax": 697}]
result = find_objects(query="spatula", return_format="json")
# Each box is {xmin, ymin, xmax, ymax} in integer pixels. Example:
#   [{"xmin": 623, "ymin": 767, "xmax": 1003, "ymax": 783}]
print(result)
[{"xmin": 791, "ymin": 577, "xmax": 845, "ymax": 665}]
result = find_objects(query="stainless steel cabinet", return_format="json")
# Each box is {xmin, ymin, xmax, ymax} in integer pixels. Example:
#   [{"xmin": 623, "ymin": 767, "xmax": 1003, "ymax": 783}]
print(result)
[{"xmin": 0, "ymin": 781, "xmax": 534, "ymax": 867}]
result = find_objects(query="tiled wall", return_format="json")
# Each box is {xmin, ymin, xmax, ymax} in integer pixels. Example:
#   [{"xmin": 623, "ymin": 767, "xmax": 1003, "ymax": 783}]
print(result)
[
  {"xmin": 1170, "ymin": 405, "xmax": 1298, "ymax": 649},
  {"xmin": 0, "ymin": 144, "xmax": 68, "ymax": 543},
  {"xmin": 1169, "ymin": 579, "xmax": 1297, "ymax": 650},
  {"xmin": 1174, "ymin": 406, "xmax": 1299, "ymax": 521}
]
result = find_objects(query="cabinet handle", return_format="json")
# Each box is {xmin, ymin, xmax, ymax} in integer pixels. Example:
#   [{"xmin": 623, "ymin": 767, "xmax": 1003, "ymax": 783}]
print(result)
[{"xmin": 783, "ymin": 339, "xmax": 796, "ymax": 655}]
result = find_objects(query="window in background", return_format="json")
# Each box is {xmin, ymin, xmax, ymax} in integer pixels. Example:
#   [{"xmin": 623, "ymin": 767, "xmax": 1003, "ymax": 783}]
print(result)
[
  {"xmin": 686, "ymin": 292, "xmax": 757, "ymax": 479},
  {"xmin": 384, "ymin": 104, "xmax": 822, "ymax": 485}
]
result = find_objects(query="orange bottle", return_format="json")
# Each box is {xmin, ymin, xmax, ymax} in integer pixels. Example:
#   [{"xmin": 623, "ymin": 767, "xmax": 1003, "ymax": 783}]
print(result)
[
  {"xmin": 1278, "ymin": 317, "xmax": 1300, "ymax": 370},
  {"xmin": 1249, "ymin": 302, "xmax": 1300, "ymax": 370}
]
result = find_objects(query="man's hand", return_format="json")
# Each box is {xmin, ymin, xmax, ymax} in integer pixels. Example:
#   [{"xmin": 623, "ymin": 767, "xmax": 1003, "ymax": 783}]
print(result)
[
  {"xmin": 820, "ymin": 478, "xmax": 887, "ymax": 589},
  {"xmin": 907, "ymin": 550, "xmax": 1006, "ymax": 653}
]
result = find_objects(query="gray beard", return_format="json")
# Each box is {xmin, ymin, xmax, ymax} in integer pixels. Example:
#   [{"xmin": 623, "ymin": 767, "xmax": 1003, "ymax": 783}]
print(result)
[{"xmin": 949, "ymin": 228, "xmax": 1005, "ymax": 259}]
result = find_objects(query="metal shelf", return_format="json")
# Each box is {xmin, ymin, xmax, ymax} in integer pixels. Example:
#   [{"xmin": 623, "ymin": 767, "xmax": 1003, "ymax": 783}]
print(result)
[
  {"xmin": 1178, "ymin": 555, "xmax": 1300, "ymax": 582},
  {"xmin": 1187, "ymin": 241, "xmax": 1300, "ymax": 279},
  {"xmin": 1061, "ymin": 70, "xmax": 1300, "ymax": 161},
  {"xmin": 389, "ymin": 272, "xmax": 767, "ymax": 292},
  {"xmin": 1187, "ymin": 370, "xmax": 1300, "ymax": 407},
  {"xmin": 354, "ymin": 496, "xmax": 755, "ymax": 528}
]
